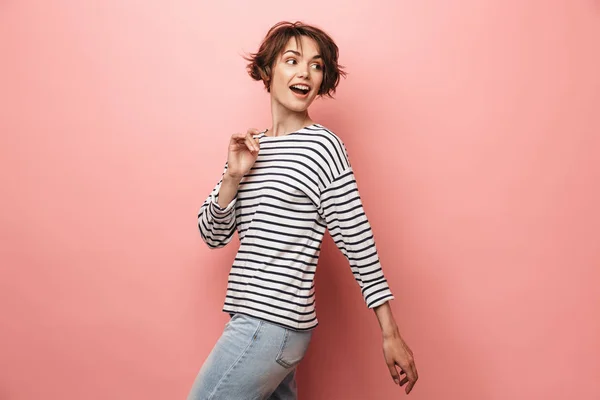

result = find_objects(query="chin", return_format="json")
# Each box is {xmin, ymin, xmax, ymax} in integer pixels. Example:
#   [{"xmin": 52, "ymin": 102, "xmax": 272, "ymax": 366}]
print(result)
[
  {"xmin": 285, "ymin": 104, "xmax": 310, "ymax": 113},
  {"xmin": 284, "ymin": 97, "xmax": 317, "ymax": 113}
]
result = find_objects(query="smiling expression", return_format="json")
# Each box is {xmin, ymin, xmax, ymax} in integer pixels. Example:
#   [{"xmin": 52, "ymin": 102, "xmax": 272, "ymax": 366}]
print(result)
[{"xmin": 269, "ymin": 36, "xmax": 324, "ymax": 113}]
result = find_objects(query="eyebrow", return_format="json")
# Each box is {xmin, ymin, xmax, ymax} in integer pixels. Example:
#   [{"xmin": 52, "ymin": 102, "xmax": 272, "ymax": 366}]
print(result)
[{"xmin": 283, "ymin": 49, "xmax": 322, "ymax": 60}]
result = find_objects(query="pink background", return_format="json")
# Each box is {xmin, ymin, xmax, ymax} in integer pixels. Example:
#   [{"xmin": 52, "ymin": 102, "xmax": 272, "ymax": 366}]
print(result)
[{"xmin": 1, "ymin": 1, "xmax": 599, "ymax": 399}]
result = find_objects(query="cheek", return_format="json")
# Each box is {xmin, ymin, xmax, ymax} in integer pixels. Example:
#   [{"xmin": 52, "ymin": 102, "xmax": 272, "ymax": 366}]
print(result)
[
  {"xmin": 273, "ymin": 71, "xmax": 291, "ymax": 91},
  {"xmin": 269, "ymin": 78, "xmax": 281, "ymax": 94}
]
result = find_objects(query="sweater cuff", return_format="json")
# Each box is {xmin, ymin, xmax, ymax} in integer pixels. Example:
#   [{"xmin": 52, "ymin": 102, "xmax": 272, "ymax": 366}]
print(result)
[
  {"xmin": 365, "ymin": 286, "xmax": 395, "ymax": 309},
  {"xmin": 367, "ymin": 292, "xmax": 394, "ymax": 309},
  {"xmin": 209, "ymin": 193, "xmax": 237, "ymax": 216}
]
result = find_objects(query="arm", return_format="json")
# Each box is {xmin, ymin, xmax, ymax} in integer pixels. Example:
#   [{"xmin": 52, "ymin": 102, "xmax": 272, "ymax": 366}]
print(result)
[
  {"xmin": 319, "ymin": 165, "xmax": 418, "ymax": 394},
  {"xmin": 197, "ymin": 164, "xmax": 239, "ymax": 249},
  {"xmin": 318, "ymin": 167, "xmax": 394, "ymax": 308},
  {"xmin": 197, "ymin": 128, "xmax": 261, "ymax": 249},
  {"xmin": 217, "ymin": 172, "xmax": 242, "ymax": 208}
]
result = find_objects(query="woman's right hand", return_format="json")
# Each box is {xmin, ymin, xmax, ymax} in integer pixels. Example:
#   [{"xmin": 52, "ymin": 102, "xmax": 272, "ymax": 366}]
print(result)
[{"xmin": 226, "ymin": 128, "xmax": 261, "ymax": 180}]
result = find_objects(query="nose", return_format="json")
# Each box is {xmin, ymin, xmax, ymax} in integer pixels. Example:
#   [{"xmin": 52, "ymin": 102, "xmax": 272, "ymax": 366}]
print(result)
[{"xmin": 297, "ymin": 64, "xmax": 309, "ymax": 79}]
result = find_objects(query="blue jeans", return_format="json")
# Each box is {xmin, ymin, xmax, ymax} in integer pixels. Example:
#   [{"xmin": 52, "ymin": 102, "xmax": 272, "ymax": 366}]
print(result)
[{"xmin": 187, "ymin": 314, "xmax": 313, "ymax": 400}]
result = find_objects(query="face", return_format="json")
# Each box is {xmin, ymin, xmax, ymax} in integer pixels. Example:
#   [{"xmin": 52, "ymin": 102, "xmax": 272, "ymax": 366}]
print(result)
[{"xmin": 269, "ymin": 36, "xmax": 324, "ymax": 113}]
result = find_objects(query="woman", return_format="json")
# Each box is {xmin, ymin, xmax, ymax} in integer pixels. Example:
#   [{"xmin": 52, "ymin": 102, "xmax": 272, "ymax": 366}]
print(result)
[{"xmin": 189, "ymin": 21, "xmax": 418, "ymax": 399}]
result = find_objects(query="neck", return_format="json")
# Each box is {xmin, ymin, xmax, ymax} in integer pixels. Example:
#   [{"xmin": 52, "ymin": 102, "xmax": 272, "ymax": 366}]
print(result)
[{"xmin": 268, "ymin": 97, "xmax": 314, "ymax": 137}]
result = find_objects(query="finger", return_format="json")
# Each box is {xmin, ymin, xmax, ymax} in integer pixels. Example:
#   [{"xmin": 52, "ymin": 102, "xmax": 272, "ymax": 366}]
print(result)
[
  {"xmin": 408, "ymin": 359, "xmax": 418, "ymax": 381},
  {"xmin": 413, "ymin": 360, "xmax": 419, "ymax": 380},
  {"xmin": 396, "ymin": 361, "xmax": 414, "ymax": 386},
  {"xmin": 387, "ymin": 363, "xmax": 400, "ymax": 385},
  {"xmin": 406, "ymin": 380, "xmax": 416, "ymax": 394},
  {"xmin": 249, "ymin": 136, "xmax": 260, "ymax": 152},
  {"xmin": 231, "ymin": 133, "xmax": 248, "ymax": 148},
  {"xmin": 245, "ymin": 133, "xmax": 260, "ymax": 152},
  {"xmin": 231, "ymin": 132, "xmax": 247, "ymax": 140},
  {"xmin": 244, "ymin": 137, "xmax": 258, "ymax": 153},
  {"xmin": 248, "ymin": 135, "xmax": 260, "ymax": 151},
  {"xmin": 403, "ymin": 363, "xmax": 418, "ymax": 394},
  {"xmin": 247, "ymin": 128, "xmax": 261, "ymax": 140},
  {"xmin": 399, "ymin": 376, "xmax": 409, "ymax": 386}
]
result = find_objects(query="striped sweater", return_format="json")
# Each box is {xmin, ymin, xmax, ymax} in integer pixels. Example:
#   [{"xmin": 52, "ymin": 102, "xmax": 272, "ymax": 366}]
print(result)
[{"xmin": 197, "ymin": 123, "xmax": 394, "ymax": 330}]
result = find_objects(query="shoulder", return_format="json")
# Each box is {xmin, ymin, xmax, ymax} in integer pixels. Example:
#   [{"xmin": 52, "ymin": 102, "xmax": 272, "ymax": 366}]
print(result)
[
  {"xmin": 301, "ymin": 124, "xmax": 352, "ymax": 179},
  {"xmin": 303, "ymin": 124, "xmax": 349, "ymax": 159},
  {"xmin": 305, "ymin": 123, "xmax": 343, "ymax": 144}
]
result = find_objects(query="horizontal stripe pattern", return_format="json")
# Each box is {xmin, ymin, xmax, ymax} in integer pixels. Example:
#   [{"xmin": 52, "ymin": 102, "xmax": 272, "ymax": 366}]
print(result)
[{"xmin": 198, "ymin": 124, "xmax": 394, "ymax": 330}]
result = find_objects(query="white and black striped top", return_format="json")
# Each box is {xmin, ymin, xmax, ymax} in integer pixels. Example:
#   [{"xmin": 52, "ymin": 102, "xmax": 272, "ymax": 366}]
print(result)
[{"xmin": 198, "ymin": 124, "xmax": 394, "ymax": 330}]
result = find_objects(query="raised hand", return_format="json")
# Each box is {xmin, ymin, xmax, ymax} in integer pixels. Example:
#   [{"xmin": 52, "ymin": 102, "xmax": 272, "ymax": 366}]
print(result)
[{"xmin": 226, "ymin": 128, "xmax": 261, "ymax": 180}]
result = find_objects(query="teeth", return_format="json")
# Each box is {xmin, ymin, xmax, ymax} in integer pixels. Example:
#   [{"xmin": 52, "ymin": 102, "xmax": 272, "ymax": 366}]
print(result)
[{"xmin": 292, "ymin": 84, "xmax": 310, "ymax": 91}]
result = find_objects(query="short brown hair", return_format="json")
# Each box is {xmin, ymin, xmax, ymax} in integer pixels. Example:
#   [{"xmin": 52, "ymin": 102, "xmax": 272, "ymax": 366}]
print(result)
[{"xmin": 245, "ymin": 21, "xmax": 346, "ymax": 98}]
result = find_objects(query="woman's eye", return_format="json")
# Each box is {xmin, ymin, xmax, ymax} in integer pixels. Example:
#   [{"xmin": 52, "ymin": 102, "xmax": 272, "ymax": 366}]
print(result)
[
  {"xmin": 286, "ymin": 59, "xmax": 297, "ymax": 65},
  {"xmin": 311, "ymin": 64, "xmax": 323, "ymax": 70}
]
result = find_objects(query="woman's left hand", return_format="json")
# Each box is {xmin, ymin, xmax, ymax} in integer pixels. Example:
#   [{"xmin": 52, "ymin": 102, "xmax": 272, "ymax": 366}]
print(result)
[{"xmin": 382, "ymin": 332, "xmax": 419, "ymax": 394}]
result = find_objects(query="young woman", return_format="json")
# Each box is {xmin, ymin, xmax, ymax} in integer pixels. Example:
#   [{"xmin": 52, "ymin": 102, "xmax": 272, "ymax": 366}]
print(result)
[{"xmin": 189, "ymin": 21, "xmax": 418, "ymax": 399}]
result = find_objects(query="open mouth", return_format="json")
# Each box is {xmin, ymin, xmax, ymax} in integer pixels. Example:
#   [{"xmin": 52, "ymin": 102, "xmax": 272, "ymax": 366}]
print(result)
[{"xmin": 290, "ymin": 84, "xmax": 311, "ymax": 96}]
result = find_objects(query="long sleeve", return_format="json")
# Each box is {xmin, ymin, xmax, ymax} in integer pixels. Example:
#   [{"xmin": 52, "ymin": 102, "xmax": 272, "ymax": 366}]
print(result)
[
  {"xmin": 197, "ymin": 163, "xmax": 237, "ymax": 249},
  {"xmin": 319, "ymin": 167, "xmax": 395, "ymax": 308}
]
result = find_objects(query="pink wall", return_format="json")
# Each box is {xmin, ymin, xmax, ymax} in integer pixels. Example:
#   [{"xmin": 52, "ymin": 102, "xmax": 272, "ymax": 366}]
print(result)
[{"xmin": 1, "ymin": 1, "xmax": 599, "ymax": 399}]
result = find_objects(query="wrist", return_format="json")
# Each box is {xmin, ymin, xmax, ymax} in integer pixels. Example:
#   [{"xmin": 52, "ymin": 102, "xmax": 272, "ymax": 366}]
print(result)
[
  {"xmin": 382, "ymin": 324, "xmax": 401, "ymax": 340},
  {"xmin": 373, "ymin": 301, "xmax": 401, "ymax": 339},
  {"xmin": 223, "ymin": 171, "xmax": 243, "ymax": 184}
]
